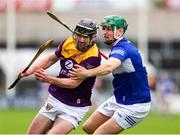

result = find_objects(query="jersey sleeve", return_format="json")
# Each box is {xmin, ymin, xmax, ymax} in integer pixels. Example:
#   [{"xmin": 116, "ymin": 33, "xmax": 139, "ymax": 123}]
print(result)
[{"xmin": 109, "ymin": 46, "xmax": 128, "ymax": 62}]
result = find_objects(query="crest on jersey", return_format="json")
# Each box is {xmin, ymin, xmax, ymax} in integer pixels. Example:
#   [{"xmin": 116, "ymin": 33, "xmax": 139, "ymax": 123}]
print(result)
[
  {"xmin": 46, "ymin": 103, "xmax": 53, "ymax": 111},
  {"xmin": 64, "ymin": 48, "xmax": 70, "ymax": 55},
  {"xmin": 73, "ymin": 54, "xmax": 83, "ymax": 62},
  {"xmin": 65, "ymin": 60, "xmax": 74, "ymax": 69}
]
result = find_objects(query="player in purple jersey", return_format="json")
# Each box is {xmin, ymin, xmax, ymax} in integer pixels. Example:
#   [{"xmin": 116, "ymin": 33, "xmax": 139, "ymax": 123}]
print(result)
[
  {"xmin": 20, "ymin": 18, "xmax": 101, "ymax": 134},
  {"xmin": 70, "ymin": 15, "xmax": 151, "ymax": 134}
]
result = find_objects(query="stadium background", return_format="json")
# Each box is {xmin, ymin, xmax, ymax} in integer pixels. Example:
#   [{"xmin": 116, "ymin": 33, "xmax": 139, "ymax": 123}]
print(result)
[{"xmin": 0, "ymin": 0, "xmax": 180, "ymax": 134}]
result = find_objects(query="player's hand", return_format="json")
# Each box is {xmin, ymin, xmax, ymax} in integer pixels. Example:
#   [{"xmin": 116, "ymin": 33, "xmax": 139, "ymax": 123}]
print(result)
[
  {"xmin": 34, "ymin": 68, "xmax": 50, "ymax": 83},
  {"xmin": 69, "ymin": 64, "xmax": 89, "ymax": 80},
  {"xmin": 18, "ymin": 68, "xmax": 35, "ymax": 78}
]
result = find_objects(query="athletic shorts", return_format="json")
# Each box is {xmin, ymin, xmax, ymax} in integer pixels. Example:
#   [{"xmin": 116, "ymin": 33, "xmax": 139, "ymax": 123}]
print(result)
[
  {"xmin": 97, "ymin": 96, "xmax": 151, "ymax": 129},
  {"xmin": 39, "ymin": 95, "xmax": 89, "ymax": 128}
]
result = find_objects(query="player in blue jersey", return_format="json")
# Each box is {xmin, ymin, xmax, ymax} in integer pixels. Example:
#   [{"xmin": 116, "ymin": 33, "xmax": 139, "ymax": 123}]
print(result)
[
  {"xmin": 70, "ymin": 15, "xmax": 151, "ymax": 134},
  {"xmin": 20, "ymin": 18, "xmax": 101, "ymax": 134}
]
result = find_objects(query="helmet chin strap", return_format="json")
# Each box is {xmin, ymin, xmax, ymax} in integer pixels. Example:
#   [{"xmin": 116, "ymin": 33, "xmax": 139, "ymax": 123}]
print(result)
[
  {"xmin": 104, "ymin": 27, "xmax": 123, "ymax": 45},
  {"xmin": 113, "ymin": 26, "xmax": 123, "ymax": 40}
]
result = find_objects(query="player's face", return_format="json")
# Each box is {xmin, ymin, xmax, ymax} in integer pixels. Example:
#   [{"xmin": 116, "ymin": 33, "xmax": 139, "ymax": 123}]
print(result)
[
  {"xmin": 101, "ymin": 26, "xmax": 115, "ymax": 45},
  {"xmin": 73, "ymin": 33, "xmax": 91, "ymax": 50}
]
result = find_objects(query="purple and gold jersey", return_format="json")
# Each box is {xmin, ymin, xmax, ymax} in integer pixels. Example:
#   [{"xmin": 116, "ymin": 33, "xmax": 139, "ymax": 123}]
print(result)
[{"xmin": 49, "ymin": 37, "xmax": 101, "ymax": 107}]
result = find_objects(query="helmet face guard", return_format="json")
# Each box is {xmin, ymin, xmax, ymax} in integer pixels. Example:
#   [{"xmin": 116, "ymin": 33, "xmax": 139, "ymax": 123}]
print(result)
[
  {"xmin": 74, "ymin": 24, "xmax": 97, "ymax": 37},
  {"xmin": 73, "ymin": 19, "xmax": 98, "ymax": 52}
]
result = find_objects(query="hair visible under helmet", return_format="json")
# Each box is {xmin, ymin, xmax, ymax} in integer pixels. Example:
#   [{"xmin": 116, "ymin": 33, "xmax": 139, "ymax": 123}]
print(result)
[
  {"xmin": 73, "ymin": 18, "xmax": 98, "ymax": 52},
  {"xmin": 100, "ymin": 15, "xmax": 128, "ymax": 44}
]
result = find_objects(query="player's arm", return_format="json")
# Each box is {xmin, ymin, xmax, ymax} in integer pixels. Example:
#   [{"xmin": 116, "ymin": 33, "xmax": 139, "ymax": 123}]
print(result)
[
  {"xmin": 34, "ymin": 68, "xmax": 83, "ymax": 89},
  {"xmin": 70, "ymin": 58, "xmax": 121, "ymax": 79},
  {"xmin": 34, "ymin": 53, "xmax": 59, "ymax": 69},
  {"xmin": 21, "ymin": 53, "xmax": 59, "ymax": 77},
  {"xmin": 48, "ymin": 76, "xmax": 83, "ymax": 89}
]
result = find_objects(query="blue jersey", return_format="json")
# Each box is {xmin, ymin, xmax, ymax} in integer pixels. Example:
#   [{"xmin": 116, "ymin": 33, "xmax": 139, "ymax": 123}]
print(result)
[{"xmin": 109, "ymin": 37, "xmax": 151, "ymax": 105}]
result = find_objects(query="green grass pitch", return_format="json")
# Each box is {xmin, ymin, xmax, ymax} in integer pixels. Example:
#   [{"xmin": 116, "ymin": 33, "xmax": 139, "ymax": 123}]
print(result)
[{"xmin": 0, "ymin": 109, "xmax": 180, "ymax": 134}]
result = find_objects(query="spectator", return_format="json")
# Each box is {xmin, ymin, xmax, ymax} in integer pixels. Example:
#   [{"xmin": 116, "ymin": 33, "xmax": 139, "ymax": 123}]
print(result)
[{"xmin": 156, "ymin": 71, "xmax": 178, "ymax": 114}]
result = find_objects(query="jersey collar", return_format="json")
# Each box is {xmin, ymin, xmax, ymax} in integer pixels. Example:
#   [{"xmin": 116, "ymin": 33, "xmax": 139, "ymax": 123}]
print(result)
[{"xmin": 113, "ymin": 36, "xmax": 124, "ymax": 46}]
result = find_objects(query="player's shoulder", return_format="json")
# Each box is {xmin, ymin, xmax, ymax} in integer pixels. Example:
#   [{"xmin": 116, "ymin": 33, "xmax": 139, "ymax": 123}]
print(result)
[
  {"xmin": 117, "ymin": 38, "xmax": 137, "ymax": 51},
  {"xmin": 84, "ymin": 47, "xmax": 101, "ymax": 67},
  {"xmin": 116, "ymin": 38, "xmax": 130, "ymax": 46},
  {"xmin": 85, "ymin": 44, "xmax": 100, "ymax": 58},
  {"xmin": 62, "ymin": 36, "xmax": 75, "ymax": 48},
  {"xmin": 59, "ymin": 36, "xmax": 78, "ymax": 58},
  {"xmin": 80, "ymin": 44, "xmax": 101, "ymax": 65}
]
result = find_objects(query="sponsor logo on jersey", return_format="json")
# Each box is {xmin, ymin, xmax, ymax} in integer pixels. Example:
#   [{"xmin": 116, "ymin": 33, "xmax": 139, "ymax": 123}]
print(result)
[{"xmin": 65, "ymin": 60, "xmax": 73, "ymax": 69}]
